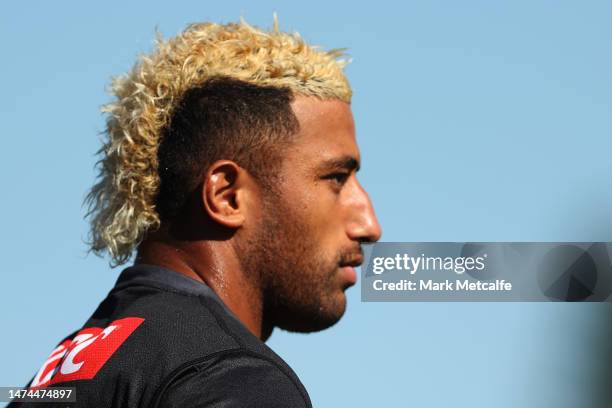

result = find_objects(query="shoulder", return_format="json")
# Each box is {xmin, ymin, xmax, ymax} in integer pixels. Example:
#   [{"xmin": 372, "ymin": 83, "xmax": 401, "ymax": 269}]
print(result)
[
  {"xmin": 89, "ymin": 286, "xmax": 242, "ymax": 357},
  {"xmin": 154, "ymin": 349, "xmax": 312, "ymax": 408}
]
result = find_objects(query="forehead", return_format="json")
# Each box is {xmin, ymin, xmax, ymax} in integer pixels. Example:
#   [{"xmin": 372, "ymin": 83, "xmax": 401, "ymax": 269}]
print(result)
[{"xmin": 287, "ymin": 96, "xmax": 359, "ymax": 167}]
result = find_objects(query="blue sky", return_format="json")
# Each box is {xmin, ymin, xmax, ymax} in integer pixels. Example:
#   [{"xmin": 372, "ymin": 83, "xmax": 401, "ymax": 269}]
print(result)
[{"xmin": 1, "ymin": 1, "xmax": 612, "ymax": 407}]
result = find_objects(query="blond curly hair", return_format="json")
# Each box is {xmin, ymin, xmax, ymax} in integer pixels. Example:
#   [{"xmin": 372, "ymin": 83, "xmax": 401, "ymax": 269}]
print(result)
[{"xmin": 85, "ymin": 18, "xmax": 352, "ymax": 266}]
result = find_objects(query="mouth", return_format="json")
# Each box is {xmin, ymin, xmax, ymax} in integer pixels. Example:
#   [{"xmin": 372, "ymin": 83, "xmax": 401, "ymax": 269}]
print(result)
[
  {"xmin": 338, "ymin": 252, "xmax": 364, "ymax": 287},
  {"xmin": 339, "ymin": 250, "xmax": 364, "ymax": 268}
]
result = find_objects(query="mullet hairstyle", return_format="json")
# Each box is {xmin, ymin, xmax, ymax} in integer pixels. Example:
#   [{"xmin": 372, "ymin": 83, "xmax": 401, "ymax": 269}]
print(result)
[
  {"xmin": 156, "ymin": 77, "xmax": 299, "ymax": 222},
  {"xmin": 86, "ymin": 18, "xmax": 352, "ymax": 266}
]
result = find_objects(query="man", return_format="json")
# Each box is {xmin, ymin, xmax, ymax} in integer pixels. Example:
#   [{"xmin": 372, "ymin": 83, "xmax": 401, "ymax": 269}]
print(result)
[{"xmin": 14, "ymin": 19, "xmax": 381, "ymax": 407}]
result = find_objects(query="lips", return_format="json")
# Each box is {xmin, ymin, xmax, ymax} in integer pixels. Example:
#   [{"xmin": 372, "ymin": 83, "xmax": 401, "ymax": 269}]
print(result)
[
  {"xmin": 339, "ymin": 252, "xmax": 363, "ymax": 286},
  {"xmin": 339, "ymin": 253, "xmax": 364, "ymax": 269}
]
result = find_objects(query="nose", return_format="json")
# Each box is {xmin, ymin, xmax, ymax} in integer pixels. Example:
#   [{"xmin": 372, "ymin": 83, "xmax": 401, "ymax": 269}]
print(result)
[{"xmin": 346, "ymin": 180, "xmax": 382, "ymax": 243}]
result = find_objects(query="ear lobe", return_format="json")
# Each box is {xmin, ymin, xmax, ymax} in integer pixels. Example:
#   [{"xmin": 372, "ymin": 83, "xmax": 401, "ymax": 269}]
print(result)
[{"xmin": 202, "ymin": 160, "xmax": 247, "ymax": 228}]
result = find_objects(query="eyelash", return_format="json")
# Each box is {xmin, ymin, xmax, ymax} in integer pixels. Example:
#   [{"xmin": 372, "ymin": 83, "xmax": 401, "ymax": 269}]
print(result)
[{"xmin": 324, "ymin": 172, "xmax": 350, "ymax": 187}]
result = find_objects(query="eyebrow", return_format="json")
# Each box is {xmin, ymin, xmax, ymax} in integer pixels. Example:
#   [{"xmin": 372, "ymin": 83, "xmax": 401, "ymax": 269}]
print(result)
[{"xmin": 318, "ymin": 155, "xmax": 361, "ymax": 173}]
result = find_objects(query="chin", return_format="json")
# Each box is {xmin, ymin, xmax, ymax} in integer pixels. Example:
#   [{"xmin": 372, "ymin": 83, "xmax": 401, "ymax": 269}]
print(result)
[{"xmin": 275, "ymin": 292, "xmax": 347, "ymax": 333}]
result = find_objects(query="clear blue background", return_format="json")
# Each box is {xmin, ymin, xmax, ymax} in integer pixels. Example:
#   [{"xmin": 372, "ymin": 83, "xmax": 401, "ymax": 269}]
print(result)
[{"xmin": 2, "ymin": 1, "xmax": 612, "ymax": 407}]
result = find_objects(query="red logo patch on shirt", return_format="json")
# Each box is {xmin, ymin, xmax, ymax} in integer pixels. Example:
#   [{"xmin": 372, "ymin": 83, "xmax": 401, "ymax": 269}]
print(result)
[{"xmin": 31, "ymin": 317, "xmax": 144, "ymax": 388}]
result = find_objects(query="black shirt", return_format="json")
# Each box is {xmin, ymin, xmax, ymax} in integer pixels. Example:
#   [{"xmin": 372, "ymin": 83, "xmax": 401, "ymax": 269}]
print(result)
[{"xmin": 11, "ymin": 264, "xmax": 312, "ymax": 407}]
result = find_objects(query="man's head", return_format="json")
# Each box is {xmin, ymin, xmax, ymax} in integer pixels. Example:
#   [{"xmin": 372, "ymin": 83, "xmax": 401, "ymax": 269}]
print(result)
[
  {"xmin": 87, "ymin": 18, "xmax": 381, "ymax": 333},
  {"xmin": 236, "ymin": 96, "xmax": 381, "ymax": 332}
]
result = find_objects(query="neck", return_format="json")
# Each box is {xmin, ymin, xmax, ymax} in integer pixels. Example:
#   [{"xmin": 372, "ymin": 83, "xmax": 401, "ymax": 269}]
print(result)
[{"xmin": 135, "ymin": 234, "xmax": 273, "ymax": 341}]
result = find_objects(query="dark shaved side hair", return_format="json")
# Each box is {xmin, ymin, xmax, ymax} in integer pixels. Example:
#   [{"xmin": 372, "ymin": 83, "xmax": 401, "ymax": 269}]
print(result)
[{"xmin": 155, "ymin": 77, "xmax": 300, "ymax": 222}]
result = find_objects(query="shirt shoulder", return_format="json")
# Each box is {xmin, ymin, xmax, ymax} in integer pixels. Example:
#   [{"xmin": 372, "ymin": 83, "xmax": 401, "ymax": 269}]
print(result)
[
  {"xmin": 22, "ymin": 265, "xmax": 311, "ymax": 407},
  {"xmin": 155, "ymin": 349, "xmax": 312, "ymax": 408}
]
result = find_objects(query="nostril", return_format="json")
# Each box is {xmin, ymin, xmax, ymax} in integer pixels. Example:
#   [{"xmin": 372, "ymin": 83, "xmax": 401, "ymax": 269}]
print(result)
[{"xmin": 360, "ymin": 236, "xmax": 376, "ymax": 244}]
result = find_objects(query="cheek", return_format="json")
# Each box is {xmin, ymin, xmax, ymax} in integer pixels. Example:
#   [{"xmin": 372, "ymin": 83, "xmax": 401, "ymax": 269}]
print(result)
[
  {"xmin": 300, "ymin": 195, "xmax": 339, "ymax": 237},
  {"xmin": 279, "ymin": 179, "xmax": 345, "ymax": 243}
]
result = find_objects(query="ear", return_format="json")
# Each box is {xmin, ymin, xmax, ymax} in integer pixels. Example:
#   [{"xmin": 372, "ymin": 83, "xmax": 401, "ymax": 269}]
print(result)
[{"xmin": 202, "ymin": 160, "xmax": 250, "ymax": 229}]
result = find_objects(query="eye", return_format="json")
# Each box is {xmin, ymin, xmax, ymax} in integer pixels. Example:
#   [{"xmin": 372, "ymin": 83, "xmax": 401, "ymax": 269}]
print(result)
[{"xmin": 323, "ymin": 172, "xmax": 350, "ymax": 188}]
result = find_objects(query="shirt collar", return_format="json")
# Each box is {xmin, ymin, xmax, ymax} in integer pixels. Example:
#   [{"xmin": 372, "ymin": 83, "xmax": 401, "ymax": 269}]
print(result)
[{"xmin": 114, "ymin": 263, "xmax": 228, "ymax": 309}]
